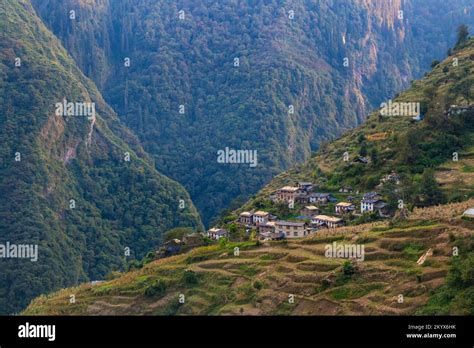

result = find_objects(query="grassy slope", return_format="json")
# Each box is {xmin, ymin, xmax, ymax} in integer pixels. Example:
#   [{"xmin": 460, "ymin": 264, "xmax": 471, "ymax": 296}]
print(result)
[{"xmin": 23, "ymin": 200, "xmax": 474, "ymax": 315}]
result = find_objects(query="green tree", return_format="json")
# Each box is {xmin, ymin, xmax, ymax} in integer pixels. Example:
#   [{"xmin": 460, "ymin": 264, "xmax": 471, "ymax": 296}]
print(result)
[
  {"xmin": 343, "ymin": 260, "xmax": 355, "ymax": 276},
  {"xmin": 359, "ymin": 143, "xmax": 368, "ymax": 157},
  {"xmin": 419, "ymin": 169, "xmax": 445, "ymax": 206},
  {"xmin": 219, "ymin": 237, "xmax": 229, "ymax": 248},
  {"xmin": 370, "ymin": 147, "xmax": 378, "ymax": 166},
  {"xmin": 380, "ymin": 182, "xmax": 400, "ymax": 214},
  {"xmin": 397, "ymin": 130, "xmax": 420, "ymax": 166},
  {"xmin": 431, "ymin": 60, "xmax": 440, "ymax": 68},
  {"xmin": 455, "ymin": 24, "xmax": 469, "ymax": 48}
]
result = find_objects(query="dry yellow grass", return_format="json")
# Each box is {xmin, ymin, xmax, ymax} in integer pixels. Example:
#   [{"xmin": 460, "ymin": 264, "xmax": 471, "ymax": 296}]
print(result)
[
  {"xmin": 409, "ymin": 199, "xmax": 474, "ymax": 221},
  {"xmin": 366, "ymin": 132, "xmax": 390, "ymax": 141}
]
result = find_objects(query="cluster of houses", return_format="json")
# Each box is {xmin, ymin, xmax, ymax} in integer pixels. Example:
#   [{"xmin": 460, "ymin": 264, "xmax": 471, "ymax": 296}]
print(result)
[
  {"xmin": 411, "ymin": 104, "xmax": 471, "ymax": 122},
  {"xmin": 269, "ymin": 182, "xmax": 336, "ymax": 205},
  {"xmin": 271, "ymin": 182, "xmax": 388, "ymax": 216},
  {"xmin": 232, "ymin": 206, "xmax": 348, "ymax": 240},
  {"xmin": 446, "ymin": 104, "xmax": 473, "ymax": 117},
  {"xmin": 206, "ymin": 181, "xmax": 390, "ymax": 241}
]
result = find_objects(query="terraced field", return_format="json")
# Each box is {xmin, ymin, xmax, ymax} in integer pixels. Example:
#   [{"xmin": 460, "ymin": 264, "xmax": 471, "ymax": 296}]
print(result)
[
  {"xmin": 436, "ymin": 139, "xmax": 474, "ymax": 197},
  {"xmin": 23, "ymin": 200, "xmax": 474, "ymax": 315}
]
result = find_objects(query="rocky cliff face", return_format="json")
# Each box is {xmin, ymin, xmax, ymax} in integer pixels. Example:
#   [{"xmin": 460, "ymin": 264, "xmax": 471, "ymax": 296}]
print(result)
[{"xmin": 30, "ymin": 0, "xmax": 474, "ymax": 227}]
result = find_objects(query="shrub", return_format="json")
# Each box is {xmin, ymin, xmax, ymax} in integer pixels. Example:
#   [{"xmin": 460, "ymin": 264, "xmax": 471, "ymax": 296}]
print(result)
[
  {"xmin": 343, "ymin": 260, "xmax": 355, "ymax": 276},
  {"xmin": 219, "ymin": 237, "xmax": 229, "ymax": 247},
  {"xmin": 431, "ymin": 60, "xmax": 440, "ymax": 68},
  {"xmin": 363, "ymin": 175, "xmax": 378, "ymax": 189},
  {"xmin": 183, "ymin": 270, "xmax": 199, "ymax": 285},
  {"xmin": 144, "ymin": 280, "xmax": 167, "ymax": 297}
]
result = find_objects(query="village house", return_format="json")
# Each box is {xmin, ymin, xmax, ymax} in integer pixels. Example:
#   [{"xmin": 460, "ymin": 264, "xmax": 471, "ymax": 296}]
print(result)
[
  {"xmin": 297, "ymin": 182, "xmax": 313, "ymax": 192},
  {"xmin": 347, "ymin": 195, "xmax": 356, "ymax": 202},
  {"xmin": 90, "ymin": 280, "xmax": 105, "ymax": 285},
  {"xmin": 295, "ymin": 193, "xmax": 310, "ymax": 204},
  {"xmin": 258, "ymin": 221, "xmax": 276, "ymax": 234},
  {"xmin": 463, "ymin": 208, "xmax": 474, "ymax": 219},
  {"xmin": 275, "ymin": 220, "xmax": 308, "ymax": 238},
  {"xmin": 274, "ymin": 186, "xmax": 299, "ymax": 203},
  {"xmin": 238, "ymin": 211, "xmax": 253, "ymax": 225},
  {"xmin": 268, "ymin": 213, "xmax": 278, "ymax": 222},
  {"xmin": 361, "ymin": 198, "xmax": 387, "ymax": 214},
  {"xmin": 207, "ymin": 228, "xmax": 229, "ymax": 240},
  {"xmin": 352, "ymin": 156, "xmax": 369, "ymax": 164},
  {"xmin": 363, "ymin": 192, "xmax": 382, "ymax": 201},
  {"xmin": 300, "ymin": 205, "xmax": 320, "ymax": 217},
  {"xmin": 339, "ymin": 185, "xmax": 353, "ymax": 193},
  {"xmin": 182, "ymin": 233, "xmax": 203, "ymax": 248},
  {"xmin": 335, "ymin": 202, "xmax": 355, "ymax": 215},
  {"xmin": 309, "ymin": 193, "xmax": 334, "ymax": 205},
  {"xmin": 361, "ymin": 192, "xmax": 387, "ymax": 215},
  {"xmin": 258, "ymin": 231, "xmax": 285, "ymax": 241},
  {"xmin": 446, "ymin": 104, "xmax": 473, "ymax": 117},
  {"xmin": 253, "ymin": 211, "xmax": 269, "ymax": 225},
  {"xmin": 311, "ymin": 215, "xmax": 344, "ymax": 229}
]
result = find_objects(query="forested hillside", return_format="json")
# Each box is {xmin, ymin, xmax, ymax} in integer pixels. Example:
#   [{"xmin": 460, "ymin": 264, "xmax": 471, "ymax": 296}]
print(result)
[
  {"xmin": 0, "ymin": 0, "xmax": 202, "ymax": 314},
  {"xmin": 31, "ymin": 0, "xmax": 474, "ymax": 225},
  {"xmin": 22, "ymin": 32, "xmax": 474, "ymax": 318},
  {"xmin": 232, "ymin": 36, "xmax": 474, "ymax": 219}
]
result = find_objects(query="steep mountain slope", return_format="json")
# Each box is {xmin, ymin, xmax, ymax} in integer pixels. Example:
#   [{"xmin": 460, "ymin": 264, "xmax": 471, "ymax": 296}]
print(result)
[
  {"xmin": 22, "ymin": 38, "xmax": 474, "ymax": 317},
  {"xmin": 22, "ymin": 200, "xmax": 474, "ymax": 315},
  {"xmin": 0, "ymin": 0, "xmax": 202, "ymax": 314},
  {"xmin": 31, "ymin": 0, "xmax": 474, "ymax": 225},
  {"xmin": 232, "ymin": 37, "xmax": 474, "ymax": 218}
]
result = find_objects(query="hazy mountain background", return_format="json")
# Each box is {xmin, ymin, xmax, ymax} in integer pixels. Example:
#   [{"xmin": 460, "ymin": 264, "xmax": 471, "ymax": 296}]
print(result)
[{"xmin": 31, "ymin": 0, "xmax": 474, "ymax": 226}]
